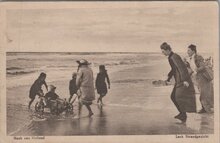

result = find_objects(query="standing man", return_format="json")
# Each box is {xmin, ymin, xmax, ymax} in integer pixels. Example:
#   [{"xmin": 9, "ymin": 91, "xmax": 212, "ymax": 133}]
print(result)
[
  {"xmin": 75, "ymin": 59, "xmax": 95, "ymax": 118},
  {"xmin": 160, "ymin": 42, "xmax": 196, "ymax": 123},
  {"xmin": 187, "ymin": 44, "xmax": 214, "ymax": 113}
]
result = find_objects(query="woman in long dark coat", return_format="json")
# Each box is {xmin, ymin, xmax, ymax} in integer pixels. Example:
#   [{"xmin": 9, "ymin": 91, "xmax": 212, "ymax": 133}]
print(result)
[{"xmin": 160, "ymin": 42, "xmax": 196, "ymax": 123}]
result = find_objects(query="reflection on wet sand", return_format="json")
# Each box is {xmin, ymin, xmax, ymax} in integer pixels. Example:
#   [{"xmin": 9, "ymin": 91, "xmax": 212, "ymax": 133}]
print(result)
[
  {"xmin": 95, "ymin": 105, "xmax": 108, "ymax": 134},
  {"xmin": 14, "ymin": 103, "xmax": 214, "ymax": 136},
  {"xmin": 199, "ymin": 114, "xmax": 214, "ymax": 134}
]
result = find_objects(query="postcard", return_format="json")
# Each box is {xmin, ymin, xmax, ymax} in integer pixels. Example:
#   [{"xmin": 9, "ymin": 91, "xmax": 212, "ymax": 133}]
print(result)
[{"xmin": 0, "ymin": 1, "xmax": 219, "ymax": 143}]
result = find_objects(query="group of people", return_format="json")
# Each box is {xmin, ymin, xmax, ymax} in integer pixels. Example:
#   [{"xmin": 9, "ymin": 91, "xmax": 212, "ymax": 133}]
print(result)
[
  {"xmin": 28, "ymin": 59, "xmax": 110, "ymax": 118},
  {"xmin": 160, "ymin": 42, "xmax": 214, "ymax": 123},
  {"xmin": 28, "ymin": 44, "xmax": 213, "ymax": 122}
]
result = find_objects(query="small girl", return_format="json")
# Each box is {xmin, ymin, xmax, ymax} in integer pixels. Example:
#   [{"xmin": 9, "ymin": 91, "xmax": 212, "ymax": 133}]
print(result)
[{"xmin": 95, "ymin": 65, "xmax": 110, "ymax": 105}]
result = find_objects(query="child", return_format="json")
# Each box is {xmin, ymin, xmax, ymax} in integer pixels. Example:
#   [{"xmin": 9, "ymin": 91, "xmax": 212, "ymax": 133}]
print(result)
[
  {"xmin": 95, "ymin": 65, "xmax": 110, "ymax": 105},
  {"xmin": 28, "ymin": 72, "xmax": 48, "ymax": 109},
  {"xmin": 44, "ymin": 85, "xmax": 63, "ymax": 114},
  {"xmin": 68, "ymin": 72, "xmax": 78, "ymax": 102},
  {"xmin": 45, "ymin": 85, "xmax": 59, "ymax": 101}
]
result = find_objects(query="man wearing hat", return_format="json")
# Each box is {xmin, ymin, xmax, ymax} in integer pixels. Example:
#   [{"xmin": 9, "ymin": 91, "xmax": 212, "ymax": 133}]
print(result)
[{"xmin": 76, "ymin": 59, "xmax": 95, "ymax": 117}]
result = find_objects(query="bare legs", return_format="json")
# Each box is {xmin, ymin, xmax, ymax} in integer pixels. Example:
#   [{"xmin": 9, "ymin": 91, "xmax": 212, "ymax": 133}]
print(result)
[
  {"xmin": 85, "ymin": 104, "xmax": 94, "ymax": 116},
  {"xmin": 76, "ymin": 101, "xmax": 93, "ymax": 118},
  {"xmin": 171, "ymin": 87, "xmax": 187, "ymax": 123},
  {"xmin": 97, "ymin": 94, "xmax": 105, "ymax": 105},
  {"xmin": 69, "ymin": 94, "xmax": 73, "ymax": 102},
  {"xmin": 28, "ymin": 98, "xmax": 35, "ymax": 109}
]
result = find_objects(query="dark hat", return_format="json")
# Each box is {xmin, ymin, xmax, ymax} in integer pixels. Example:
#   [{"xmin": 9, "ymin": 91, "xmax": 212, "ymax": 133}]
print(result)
[
  {"xmin": 160, "ymin": 42, "xmax": 171, "ymax": 51},
  {"xmin": 188, "ymin": 44, "xmax": 196, "ymax": 48},
  {"xmin": 72, "ymin": 72, "xmax": 77, "ymax": 77},
  {"xmin": 188, "ymin": 44, "xmax": 197, "ymax": 53},
  {"xmin": 38, "ymin": 72, "xmax": 46, "ymax": 79},
  {"xmin": 76, "ymin": 59, "xmax": 91, "ymax": 65},
  {"xmin": 99, "ymin": 65, "xmax": 106, "ymax": 71}
]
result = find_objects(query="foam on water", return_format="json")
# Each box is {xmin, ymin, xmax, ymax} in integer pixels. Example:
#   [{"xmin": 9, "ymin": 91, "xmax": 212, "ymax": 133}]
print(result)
[{"xmin": 6, "ymin": 52, "xmax": 163, "ymax": 88}]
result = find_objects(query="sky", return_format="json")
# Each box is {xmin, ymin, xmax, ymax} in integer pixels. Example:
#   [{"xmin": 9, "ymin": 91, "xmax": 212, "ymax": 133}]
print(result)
[{"xmin": 5, "ymin": 2, "xmax": 219, "ymax": 53}]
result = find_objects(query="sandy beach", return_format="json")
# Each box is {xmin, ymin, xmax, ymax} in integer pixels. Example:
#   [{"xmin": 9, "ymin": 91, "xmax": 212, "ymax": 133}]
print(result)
[{"xmin": 6, "ymin": 55, "xmax": 214, "ymax": 135}]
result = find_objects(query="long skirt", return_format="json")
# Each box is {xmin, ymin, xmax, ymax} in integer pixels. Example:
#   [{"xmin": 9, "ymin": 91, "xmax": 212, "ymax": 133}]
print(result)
[
  {"xmin": 197, "ymin": 76, "xmax": 214, "ymax": 112},
  {"xmin": 172, "ymin": 82, "xmax": 196, "ymax": 113},
  {"xmin": 79, "ymin": 86, "xmax": 95, "ymax": 105}
]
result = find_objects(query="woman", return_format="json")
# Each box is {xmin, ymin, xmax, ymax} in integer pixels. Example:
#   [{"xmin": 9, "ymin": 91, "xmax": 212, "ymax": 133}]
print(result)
[
  {"xmin": 95, "ymin": 65, "xmax": 110, "ymax": 105},
  {"xmin": 76, "ymin": 59, "xmax": 95, "ymax": 117},
  {"xmin": 160, "ymin": 42, "xmax": 196, "ymax": 123},
  {"xmin": 187, "ymin": 44, "xmax": 214, "ymax": 113}
]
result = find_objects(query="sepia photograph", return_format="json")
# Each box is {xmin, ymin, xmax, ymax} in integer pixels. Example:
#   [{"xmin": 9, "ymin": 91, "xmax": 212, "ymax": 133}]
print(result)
[{"xmin": 0, "ymin": 1, "xmax": 219, "ymax": 143}]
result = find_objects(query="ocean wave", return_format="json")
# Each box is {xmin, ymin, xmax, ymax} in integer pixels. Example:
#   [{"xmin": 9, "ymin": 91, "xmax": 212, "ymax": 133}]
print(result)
[
  {"xmin": 14, "ymin": 58, "xmax": 37, "ymax": 61},
  {"xmin": 113, "ymin": 79, "xmax": 154, "ymax": 84},
  {"xmin": 7, "ymin": 67, "xmax": 23, "ymax": 70},
  {"xmin": 46, "ymin": 65, "xmax": 73, "ymax": 68},
  {"xmin": 93, "ymin": 60, "xmax": 139, "ymax": 67},
  {"xmin": 7, "ymin": 70, "xmax": 35, "ymax": 76},
  {"xmin": 59, "ymin": 52, "xmax": 110, "ymax": 55}
]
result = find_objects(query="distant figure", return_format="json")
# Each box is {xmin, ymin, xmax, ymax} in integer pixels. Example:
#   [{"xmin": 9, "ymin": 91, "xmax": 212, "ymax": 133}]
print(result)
[
  {"xmin": 76, "ymin": 59, "xmax": 95, "ymax": 118},
  {"xmin": 95, "ymin": 65, "xmax": 110, "ymax": 105},
  {"xmin": 28, "ymin": 72, "xmax": 48, "ymax": 109},
  {"xmin": 68, "ymin": 72, "xmax": 78, "ymax": 102},
  {"xmin": 160, "ymin": 42, "xmax": 196, "ymax": 123},
  {"xmin": 186, "ymin": 44, "xmax": 214, "ymax": 113}
]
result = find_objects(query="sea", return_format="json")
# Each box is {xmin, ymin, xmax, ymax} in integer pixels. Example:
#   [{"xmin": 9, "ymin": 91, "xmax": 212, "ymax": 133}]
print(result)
[{"xmin": 6, "ymin": 52, "xmax": 166, "ymax": 87}]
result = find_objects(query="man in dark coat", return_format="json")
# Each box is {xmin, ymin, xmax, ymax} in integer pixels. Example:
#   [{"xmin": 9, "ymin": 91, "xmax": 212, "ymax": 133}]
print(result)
[{"xmin": 160, "ymin": 42, "xmax": 196, "ymax": 123}]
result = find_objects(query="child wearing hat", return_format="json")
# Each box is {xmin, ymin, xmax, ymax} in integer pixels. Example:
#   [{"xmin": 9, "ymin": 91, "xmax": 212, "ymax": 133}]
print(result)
[
  {"xmin": 45, "ymin": 85, "xmax": 65, "ymax": 112},
  {"xmin": 45, "ymin": 85, "xmax": 59, "ymax": 101},
  {"xmin": 95, "ymin": 65, "xmax": 110, "ymax": 105}
]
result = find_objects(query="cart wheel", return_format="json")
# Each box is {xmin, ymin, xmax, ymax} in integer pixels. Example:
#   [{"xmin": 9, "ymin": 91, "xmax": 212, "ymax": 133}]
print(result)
[
  {"xmin": 35, "ymin": 101, "xmax": 44, "ymax": 115},
  {"xmin": 66, "ymin": 104, "xmax": 74, "ymax": 115}
]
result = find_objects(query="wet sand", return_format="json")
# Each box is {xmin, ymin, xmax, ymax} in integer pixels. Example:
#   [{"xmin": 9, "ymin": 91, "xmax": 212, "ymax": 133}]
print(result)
[{"xmin": 7, "ymin": 64, "xmax": 214, "ymax": 136}]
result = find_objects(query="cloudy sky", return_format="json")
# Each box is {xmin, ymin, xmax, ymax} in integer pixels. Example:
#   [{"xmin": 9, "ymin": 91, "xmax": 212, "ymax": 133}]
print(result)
[{"xmin": 6, "ymin": 2, "xmax": 218, "ymax": 53}]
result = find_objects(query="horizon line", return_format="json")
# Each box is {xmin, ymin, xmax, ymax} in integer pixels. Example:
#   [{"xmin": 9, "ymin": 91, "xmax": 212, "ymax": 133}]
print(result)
[{"xmin": 6, "ymin": 51, "xmax": 212, "ymax": 54}]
